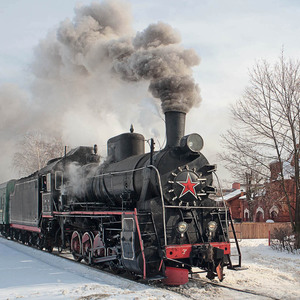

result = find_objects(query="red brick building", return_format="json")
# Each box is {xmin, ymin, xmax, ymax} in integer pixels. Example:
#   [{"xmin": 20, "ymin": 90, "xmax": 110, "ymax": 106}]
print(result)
[
  {"xmin": 218, "ymin": 183, "xmax": 244, "ymax": 222},
  {"xmin": 222, "ymin": 161, "xmax": 296, "ymax": 223}
]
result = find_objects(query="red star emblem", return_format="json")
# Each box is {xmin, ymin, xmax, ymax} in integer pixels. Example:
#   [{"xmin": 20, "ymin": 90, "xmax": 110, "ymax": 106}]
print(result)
[{"xmin": 177, "ymin": 173, "xmax": 199, "ymax": 199}]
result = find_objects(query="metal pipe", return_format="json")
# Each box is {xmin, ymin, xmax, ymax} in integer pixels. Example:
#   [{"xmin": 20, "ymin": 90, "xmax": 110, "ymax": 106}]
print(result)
[
  {"xmin": 164, "ymin": 111, "xmax": 186, "ymax": 148},
  {"xmin": 150, "ymin": 138, "xmax": 155, "ymax": 165}
]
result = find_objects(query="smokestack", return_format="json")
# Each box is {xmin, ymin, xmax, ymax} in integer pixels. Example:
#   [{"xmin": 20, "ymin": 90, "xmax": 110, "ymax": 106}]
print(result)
[{"xmin": 165, "ymin": 111, "xmax": 186, "ymax": 148}]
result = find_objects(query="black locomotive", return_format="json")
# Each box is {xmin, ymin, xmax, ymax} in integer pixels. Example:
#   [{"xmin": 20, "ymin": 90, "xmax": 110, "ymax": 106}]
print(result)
[{"xmin": 0, "ymin": 110, "xmax": 240, "ymax": 285}]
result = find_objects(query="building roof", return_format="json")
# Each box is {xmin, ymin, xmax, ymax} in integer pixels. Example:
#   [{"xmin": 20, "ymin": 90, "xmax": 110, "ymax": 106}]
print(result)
[{"xmin": 216, "ymin": 189, "xmax": 243, "ymax": 201}]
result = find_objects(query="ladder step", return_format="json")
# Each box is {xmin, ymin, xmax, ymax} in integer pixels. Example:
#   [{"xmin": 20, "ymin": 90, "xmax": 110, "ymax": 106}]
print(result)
[
  {"xmin": 146, "ymin": 245, "xmax": 159, "ymax": 249},
  {"xmin": 141, "ymin": 233, "xmax": 156, "ymax": 236},
  {"xmin": 146, "ymin": 260, "xmax": 161, "ymax": 264}
]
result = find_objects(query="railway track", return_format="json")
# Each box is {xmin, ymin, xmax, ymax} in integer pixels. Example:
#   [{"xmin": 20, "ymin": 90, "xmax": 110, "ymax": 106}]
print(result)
[
  {"xmin": 0, "ymin": 235, "xmax": 279, "ymax": 300},
  {"xmin": 158, "ymin": 277, "xmax": 282, "ymax": 300}
]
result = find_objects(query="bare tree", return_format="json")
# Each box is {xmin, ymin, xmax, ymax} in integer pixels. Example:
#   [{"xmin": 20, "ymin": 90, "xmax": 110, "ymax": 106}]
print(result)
[
  {"xmin": 13, "ymin": 131, "xmax": 65, "ymax": 176},
  {"xmin": 220, "ymin": 53, "xmax": 300, "ymax": 248}
]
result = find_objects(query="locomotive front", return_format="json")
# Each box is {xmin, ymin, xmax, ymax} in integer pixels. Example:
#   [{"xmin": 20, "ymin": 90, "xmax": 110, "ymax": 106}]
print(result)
[{"xmin": 80, "ymin": 110, "xmax": 233, "ymax": 285}]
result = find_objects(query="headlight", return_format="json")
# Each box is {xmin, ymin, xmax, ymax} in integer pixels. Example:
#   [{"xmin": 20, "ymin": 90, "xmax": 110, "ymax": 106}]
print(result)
[
  {"xmin": 208, "ymin": 221, "xmax": 218, "ymax": 232},
  {"xmin": 180, "ymin": 134, "xmax": 204, "ymax": 153},
  {"xmin": 177, "ymin": 221, "xmax": 188, "ymax": 233}
]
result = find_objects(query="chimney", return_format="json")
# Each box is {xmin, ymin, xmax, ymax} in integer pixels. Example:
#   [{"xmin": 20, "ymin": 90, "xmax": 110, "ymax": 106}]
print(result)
[
  {"xmin": 165, "ymin": 111, "xmax": 186, "ymax": 148},
  {"xmin": 232, "ymin": 182, "xmax": 240, "ymax": 190}
]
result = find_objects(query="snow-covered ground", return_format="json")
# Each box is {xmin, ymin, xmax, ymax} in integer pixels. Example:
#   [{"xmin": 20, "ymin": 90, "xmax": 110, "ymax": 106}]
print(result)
[
  {"xmin": 221, "ymin": 239, "xmax": 300, "ymax": 299},
  {"xmin": 174, "ymin": 239, "xmax": 300, "ymax": 299},
  {"xmin": 0, "ymin": 238, "xmax": 179, "ymax": 300},
  {"xmin": 0, "ymin": 238, "xmax": 299, "ymax": 299}
]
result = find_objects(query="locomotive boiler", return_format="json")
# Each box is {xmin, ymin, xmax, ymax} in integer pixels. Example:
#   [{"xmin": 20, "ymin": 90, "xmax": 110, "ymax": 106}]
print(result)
[
  {"xmin": 0, "ymin": 109, "xmax": 241, "ymax": 286},
  {"xmin": 87, "ymin": 111, "xmax": 213, "ymax": 207}
]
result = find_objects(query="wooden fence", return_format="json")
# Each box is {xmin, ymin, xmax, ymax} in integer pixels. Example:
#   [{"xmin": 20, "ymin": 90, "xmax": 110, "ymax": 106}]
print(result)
[{"xmin": 229, "ymin": 222, "xmax": 292, "ymax": 239}]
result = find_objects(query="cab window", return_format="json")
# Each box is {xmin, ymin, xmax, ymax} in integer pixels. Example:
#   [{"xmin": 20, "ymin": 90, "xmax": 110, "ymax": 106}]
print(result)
[
  {"xmin": 42, "ymin": 174, "xmax": 51, "ymax": 192},
  {"xmin": 55, "ymin": 171, "xmax": 63, "ymax": 190}
]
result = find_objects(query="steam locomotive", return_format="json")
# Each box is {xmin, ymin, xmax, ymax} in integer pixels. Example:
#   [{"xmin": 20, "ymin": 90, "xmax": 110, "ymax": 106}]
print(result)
[{"xmin": 0, "ymin": 110, "xmax": 240, "ymax": 285}]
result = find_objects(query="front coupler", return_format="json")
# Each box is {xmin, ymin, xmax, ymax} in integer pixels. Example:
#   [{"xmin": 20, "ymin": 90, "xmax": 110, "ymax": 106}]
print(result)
[{"xmin": 190, "ymin": 244, "xmax": 224, "ymax": 280}]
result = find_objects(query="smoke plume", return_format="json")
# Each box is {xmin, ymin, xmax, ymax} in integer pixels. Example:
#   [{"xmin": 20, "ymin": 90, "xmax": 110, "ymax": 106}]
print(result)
[
  {"xmin": 0, "ymin": 0, "xmax": 202, "ymax": 182},
  {"xmin": 106, "ymin": 22, "xmax": 201, "ymax": 112},
  {"xmin": 31, "ymin": 1, "xmax": 201, "ymax": 114}
]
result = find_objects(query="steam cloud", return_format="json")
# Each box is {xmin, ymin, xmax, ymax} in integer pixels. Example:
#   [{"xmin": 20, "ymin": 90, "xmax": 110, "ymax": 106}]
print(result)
[
  {"xmin": 32, "ymin": 1, "xmax": 201, "ymax": 113},
  {"xmin": 0, "ymin": 0, "xmax": 202, "ymax": 182}
]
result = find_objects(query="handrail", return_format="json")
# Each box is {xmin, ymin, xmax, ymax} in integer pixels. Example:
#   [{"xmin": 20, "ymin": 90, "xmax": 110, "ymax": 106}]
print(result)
[
  {"xmin": 213, "ymin": 171, "xmax": 229, "ymax": 235},
  {"xmin": 146, "ymin": 165, "xmax": 167, "ymax": 247}
]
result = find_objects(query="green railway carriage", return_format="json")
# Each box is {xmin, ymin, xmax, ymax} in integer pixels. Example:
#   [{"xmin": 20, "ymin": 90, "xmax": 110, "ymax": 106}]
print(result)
[{"xmin": 0, "ymin": 180, "xmax": 16, "ymax": 235}]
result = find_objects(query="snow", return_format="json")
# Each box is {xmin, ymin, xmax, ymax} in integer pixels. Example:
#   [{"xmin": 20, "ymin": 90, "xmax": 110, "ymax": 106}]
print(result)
[
  {"xmin": 0, "ymin": 238, "xmax": 181, "ymax": 299},
  {"xmin": 216, "ymin": 189, "xmax": 242, "ymax": 201},
  {"xmin": 0, "ymin": 238, "xmax": 300, "ymax": 299},
  {"xmin": 213, "ymin": 239, "xmax": 300, "ymax": 299}
]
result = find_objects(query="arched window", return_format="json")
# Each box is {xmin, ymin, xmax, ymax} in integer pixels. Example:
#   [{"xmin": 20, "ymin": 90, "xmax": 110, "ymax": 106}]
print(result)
[
  {"xmin": 270, "ymin": 210, "xmax": 278, "ymax": 220},
  {"xmin": 269, "ymin": 205, "xmax": 279, "ymax": 221},
  {"xmin": 255, "ymin": 207, "xmax": 264, "ymax": 222}
]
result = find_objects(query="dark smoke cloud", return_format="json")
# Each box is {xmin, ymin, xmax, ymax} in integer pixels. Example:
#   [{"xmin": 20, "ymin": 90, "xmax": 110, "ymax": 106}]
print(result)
[
  {"xmin": 149, "ymin": 75, "xmax": 200, "ymax": 113},
  {"xmin": 0, "ymin": 0, "xmax": 202, "ymax": 182},
  {"xmin": 109, "ymin": 22, "xmax": 201, "ymax": 112},
  {"xmin": 31, "ymin": 1, "xmax": 201, "ymax": 114}
]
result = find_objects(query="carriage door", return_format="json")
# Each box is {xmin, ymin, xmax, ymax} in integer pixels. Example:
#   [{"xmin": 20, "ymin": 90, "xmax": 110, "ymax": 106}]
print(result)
[
  {"xmin": 41, "ymin": 173, "xmax": 52, "ymax": 216},
  {"xmin": 121, "ymin": 215, "xmax": 135, "ymax": 260}
]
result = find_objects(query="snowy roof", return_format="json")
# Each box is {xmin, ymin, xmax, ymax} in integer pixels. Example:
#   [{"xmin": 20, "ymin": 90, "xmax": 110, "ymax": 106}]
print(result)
[{"xmin": 216, "ymin": 189, "xmax": 243, "ymax": 201}]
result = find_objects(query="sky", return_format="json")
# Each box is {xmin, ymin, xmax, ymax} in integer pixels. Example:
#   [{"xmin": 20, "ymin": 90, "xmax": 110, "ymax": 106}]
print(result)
[{"xmin": 1, "ymin": 0, "xmax": 300, "ymax": 186}]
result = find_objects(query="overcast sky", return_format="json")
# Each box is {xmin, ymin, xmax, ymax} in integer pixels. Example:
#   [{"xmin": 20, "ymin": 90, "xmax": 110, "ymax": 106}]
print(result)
[{"xmin": 1, "ymin": 0, "xmax": 300, "ymax": 185}]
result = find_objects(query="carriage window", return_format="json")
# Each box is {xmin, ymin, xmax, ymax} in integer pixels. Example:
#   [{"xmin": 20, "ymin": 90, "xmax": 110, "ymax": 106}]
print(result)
[{"xmin": 55, "ymin": 171, "xmax": 63, "ymax": 190}]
